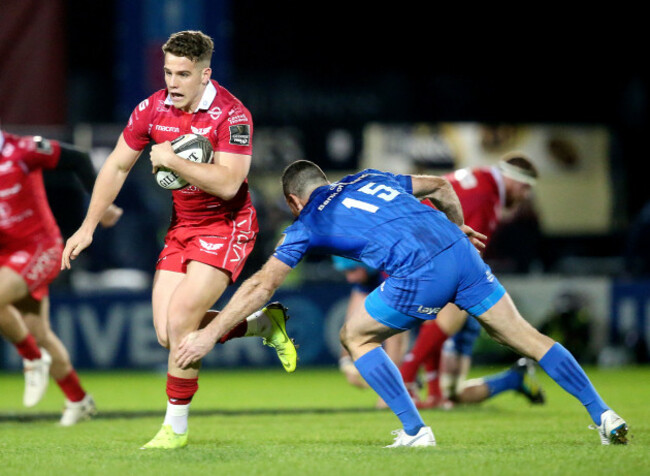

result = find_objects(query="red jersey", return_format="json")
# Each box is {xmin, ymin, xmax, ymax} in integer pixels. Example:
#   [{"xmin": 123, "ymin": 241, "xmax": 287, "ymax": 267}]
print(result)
[
  {"xmin": 0, "ymin": 132, "xmax": 62, "ymax": 247},
  {"xmin": 122, "ymin": 79, "xmax": 254, "ymax": 224},
  {"xmin": 424, "ymin": 166, "xmax": 504, "ymax": 244}
]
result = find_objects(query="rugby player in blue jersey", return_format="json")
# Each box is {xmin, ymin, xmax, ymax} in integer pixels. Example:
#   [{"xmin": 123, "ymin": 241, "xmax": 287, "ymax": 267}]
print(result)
[{"xmin": 176, "ymin": 160, "xmax": 628, "ymax": 447}]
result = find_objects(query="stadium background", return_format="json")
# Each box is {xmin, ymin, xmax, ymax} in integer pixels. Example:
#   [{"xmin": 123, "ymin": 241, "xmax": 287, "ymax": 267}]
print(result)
[{"xmin": 1, "ymin": 0, "xmax": 648, "ymax": 370}]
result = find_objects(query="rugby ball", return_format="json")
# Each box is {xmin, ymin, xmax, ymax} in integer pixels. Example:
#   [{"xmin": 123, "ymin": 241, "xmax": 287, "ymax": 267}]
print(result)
[{"xmin": 155, "ymin": 133, "xmax": 214, "ymax": 190}]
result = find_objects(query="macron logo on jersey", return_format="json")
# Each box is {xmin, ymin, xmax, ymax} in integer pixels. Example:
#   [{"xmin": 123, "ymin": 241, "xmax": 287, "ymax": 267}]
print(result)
[{"xmin": 155, "ymin": 125, "xmax": 181, "ymax": 133}]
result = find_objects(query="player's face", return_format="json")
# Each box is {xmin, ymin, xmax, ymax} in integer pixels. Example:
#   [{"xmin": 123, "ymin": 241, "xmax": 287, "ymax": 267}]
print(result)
[
  {"xmin": 506, "ymin": 181, "xmax": 532, "ymax": 207},
  {"xmin": 163, "ymin": 53, "xmax": 211, "ymax": 112}
]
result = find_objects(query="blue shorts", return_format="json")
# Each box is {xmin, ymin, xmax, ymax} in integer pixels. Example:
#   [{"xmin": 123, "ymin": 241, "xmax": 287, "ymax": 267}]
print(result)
[
  {"xmin": 443, "ymin": 316, "xmax": 482, "ymax": 356},
  {"xmin": 364, "ymin": 238, "xmax": 505, "ymax": 330}
]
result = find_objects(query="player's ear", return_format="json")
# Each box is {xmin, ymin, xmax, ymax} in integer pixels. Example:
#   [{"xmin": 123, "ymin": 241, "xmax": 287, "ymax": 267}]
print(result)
[
  {"xmin": 201, "ymin": 67, "xmax": 212, "ymax": 85},
  {"xmin": 286, "ymin": 194, "xmax": 303, "ymax": 216}
]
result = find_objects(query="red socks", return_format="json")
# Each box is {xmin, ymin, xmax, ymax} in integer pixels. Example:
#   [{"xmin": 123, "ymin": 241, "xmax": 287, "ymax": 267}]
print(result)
[
  {"xmin": 166, "ymin": 373, "xmax": 199, "ymax": 404},
  {"xmin": 218, "ymin": 321, "xmax": 248, "ymax": 344},
  {"xmin": 15, "ymin": 334, "xmax": 42, "ymax": 360},
  {"xmin": 56, "ymin": 370, "xmax": 86, "ymax": 402},
  {"xmin": 400, "ymin": 321, "xmax": 448, "ymax": 386}
]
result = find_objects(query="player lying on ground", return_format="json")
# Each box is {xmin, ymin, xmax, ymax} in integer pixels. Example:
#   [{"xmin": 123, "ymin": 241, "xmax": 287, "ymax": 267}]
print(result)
[
  {"xmin": 0, "ymin": 129, "xmax": 121, "ymax": 425},
  {"xmin": 175, "ymin": 160, "xmax": 628, "ymax": 447}
]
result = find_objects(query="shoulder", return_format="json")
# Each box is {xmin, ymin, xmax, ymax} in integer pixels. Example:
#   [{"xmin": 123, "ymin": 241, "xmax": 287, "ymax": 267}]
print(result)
[{"xmin": 213, "ymin": 81, "xmax": 252, "ymax": 121}]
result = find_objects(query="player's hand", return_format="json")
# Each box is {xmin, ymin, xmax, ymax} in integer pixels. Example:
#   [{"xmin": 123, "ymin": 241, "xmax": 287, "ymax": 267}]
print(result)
[
  {"xmin": 460, "ymin": 224, "xmax": 487, "ymax": 251},
  {"xmin": 99, "ymin": 204, "xmax": 123, "ymax": 228},
  {"xmin": 61, "ymin": 228, "xmax": 93, "ymax": 270},
  {"xmin": 149, "ymin": 141, "xmax": 175, "ymax": 174},
  {"xmin": 176, "ymin": 329, "xmax": 217, "ymax": 369}
]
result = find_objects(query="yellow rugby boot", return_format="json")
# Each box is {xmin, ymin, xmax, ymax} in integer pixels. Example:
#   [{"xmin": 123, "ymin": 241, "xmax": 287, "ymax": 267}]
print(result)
[
  {"xmin": 140, "ymin": 424, "xmax": 188, "ymax": 449},
  {"xmin": 261, "ymin": 302, "xmax": 298, "ymax": 373}
]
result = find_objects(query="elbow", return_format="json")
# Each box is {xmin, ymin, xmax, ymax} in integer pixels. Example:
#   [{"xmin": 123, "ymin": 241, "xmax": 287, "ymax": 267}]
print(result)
[{"xmin": 211, "ymin": 183, "xmax": 242, "ymax": 201}]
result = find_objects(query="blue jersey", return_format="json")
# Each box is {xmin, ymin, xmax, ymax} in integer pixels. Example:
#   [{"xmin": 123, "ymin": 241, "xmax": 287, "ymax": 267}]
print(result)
[{"xmin": 273, "ymin": 169, "xmax": 466, "ymax": 278}]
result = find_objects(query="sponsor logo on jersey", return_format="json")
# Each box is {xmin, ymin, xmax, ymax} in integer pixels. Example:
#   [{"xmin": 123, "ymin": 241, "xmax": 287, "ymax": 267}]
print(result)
[
  {"xmin": 208, "ymin": 107, "xmax": 222, "ymax": 120},
  {"xmin": 155, "ymin": 125, "xmax": 181, "ymax": 133},
  {"xmin": 485, "ymin": 270, "xmax": 495, "ymax": 282},
  {"xmin": 0, "ymin": 203, "xmax": 10, "ymax": 219},
  {"xmin": 229, "ymin": 125, "xmax": 250, "ymax": 146},
  {"xmin": 33, "ymin": 137, "xmax": 53, "ymax": 154},
  {"xmin": 190, "ymin": 126, "xmax": 212, "ymax": 136},
  {"xmin": 1, "ymin": 143, "xmax": 15, "ymax": 158},
  {"xmin": 416, "ymin": 305, "xmax": 442, "ymax": 315},
  {"xmin": 0, "ymin": 183, "xmax": 22, "ymax": 198},
  {"xmin": 138, "ymin": 99, "xmax": 150, "ymax": 111},
  {"xmin": 0, "ymin": 162, "xmax": 14, "ymax": 174},
  {"xmin": 9, "ymin": 251, "xmax": 30, "ymax": 264},
  {"xmin": 228, "ymin": 113, "xmax": 249, "ymax": 124},
  {"xmin": 25, "ymin": 247, "xmax": 60, "ymax": 281}
]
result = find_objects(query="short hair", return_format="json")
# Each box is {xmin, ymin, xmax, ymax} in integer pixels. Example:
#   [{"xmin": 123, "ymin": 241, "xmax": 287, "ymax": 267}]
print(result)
[
  {"xmin": 162, "ymin": 30, "xmax": 214, "ymax": 64},
  {"xmin": 281, "ymin": 160, "xmax": 329, "ymax": 198},
  {"xmin": 498, "ymin": 151, "xmax": 538, "ymax": 184}
]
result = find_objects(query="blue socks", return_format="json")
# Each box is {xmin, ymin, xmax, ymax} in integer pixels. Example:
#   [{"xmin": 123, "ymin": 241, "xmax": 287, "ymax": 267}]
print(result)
[
  {"xmin": 484, "ymin": 369, "xmax": 523, "ymax": 397},
  {"xmin": 539, "ymin": 343, "xmax": 609, "ymax": 425},
  {"xmin": 355, "ymin": 347, "xmax": 424, "ymax": 436}
]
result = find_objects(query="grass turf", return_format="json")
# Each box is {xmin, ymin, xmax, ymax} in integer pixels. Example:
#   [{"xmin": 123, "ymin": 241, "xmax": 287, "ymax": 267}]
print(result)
[{"xmin": 0, "ymin": 365, "xmax": 647, "ymax": 475}]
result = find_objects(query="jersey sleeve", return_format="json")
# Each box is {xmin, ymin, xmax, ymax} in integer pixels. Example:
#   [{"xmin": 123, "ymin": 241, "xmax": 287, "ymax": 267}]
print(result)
[
  {"xmin": 361, "ymin": 169, "xmax": 413, "ymax": 194},
  {"xmin": 214, "ymin": 103, "xmax": 253, "ymax": 156},
  {"xmin": 122, "ymin": 97, "xmax": 155, "ymax": 151},
  {"xmin": 21, "ymin": 136, "xmax": 62, "ymax": 171},
  {"xmin": 272, "ymin": 220, "xmax": 310, "ymax": 268}
]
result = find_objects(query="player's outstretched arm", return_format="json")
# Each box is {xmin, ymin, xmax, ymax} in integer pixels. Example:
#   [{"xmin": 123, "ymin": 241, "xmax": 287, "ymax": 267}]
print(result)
[
  {"xmin": 150, "ymin": 142, "xmax": 250, "ymax": 200},
  {"xmin": 410, "ymin": 175, "xmax": 464, "ymax": 226},
  {"xmin": 176, "ymin": 256, "xmax": 292, "ymax": 368},
  {"xmin": 61, "ymin": 134, "xmax": 140, "ymax": 269}
]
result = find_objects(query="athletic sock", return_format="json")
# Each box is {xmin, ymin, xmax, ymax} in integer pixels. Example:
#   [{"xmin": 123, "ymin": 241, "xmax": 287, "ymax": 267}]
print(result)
[
  {"xmin": 163, "ymin": 402, "xmax": 190, "ymax": 434},
  {"xmin": 15, "ymin": 334, "xmax": 42, "ymax": 360},
  {"xmin": 538, "ymin": 342, "xmax": 609, "ymax": 425},
  {"xmin": 165, "ymin": 374, "xmax": 198, "ymax": 434},
  {"xmin": 218, "ymin": 320, "xmax": 248, "ymax": 343},
  {"xmin": 400, "ymin": 321, "xmax": 448, "ymax": 385},
  {"xmin": 218, "ymin": 308, "xmax": 273, "ymax": 343},
  {"xmin": 484, "ymin": 369, "xmax": 523, "ymax": 397},
  {"xmin": 355, "ymin": 347, "xmax": 425, "ymax": 436},
  {"xmin": 56, "ymin": 370, "xmax": 86, "ymax": 402}
]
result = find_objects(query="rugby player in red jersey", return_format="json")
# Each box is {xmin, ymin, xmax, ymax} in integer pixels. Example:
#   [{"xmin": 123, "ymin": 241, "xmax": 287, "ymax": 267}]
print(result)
[
  {"xmin": 400, "ymin": 153, "xmax": 546, "ymax": 408},
  {"xmin": 61, "ymin": 30, "xmax": 296, "ymax": 449},
  {"xmin": 0, "ymin": 129, "xmax": 122, "ymax": 425}
]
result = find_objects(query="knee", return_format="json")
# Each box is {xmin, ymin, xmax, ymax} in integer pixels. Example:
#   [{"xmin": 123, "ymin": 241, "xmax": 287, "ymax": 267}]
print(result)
[
  {"xmin": 156, "ymin": 329, "xmax": 170, "ymax": 349},
  {"xmin": 339, "ymin": 324, "xmax": 353, "ymax": 351}
]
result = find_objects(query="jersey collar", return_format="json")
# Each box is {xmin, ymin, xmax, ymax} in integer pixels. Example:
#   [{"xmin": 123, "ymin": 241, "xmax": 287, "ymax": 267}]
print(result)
[{"xmin": 164, "ymin": 80, "xmax": 218, "ymax": 112}]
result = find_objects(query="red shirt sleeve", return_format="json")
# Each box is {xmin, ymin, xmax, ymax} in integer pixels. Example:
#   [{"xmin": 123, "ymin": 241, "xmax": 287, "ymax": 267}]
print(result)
[
  {"xmin": 20, "ymin": 136, "xmax": 61, "ymax": 171},
  {"xmin": 122, "ymin": 97, "xmax": 154, "ymax": 151},
  {"xmin": 213, "ymin": 103, "xmax": 253, "ymax": 156}
]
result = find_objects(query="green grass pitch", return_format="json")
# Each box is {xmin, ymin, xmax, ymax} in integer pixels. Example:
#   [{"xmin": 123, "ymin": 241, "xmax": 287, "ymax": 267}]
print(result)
[{"xmin": 0, "ymin": 365, "xmax": 647, "ymax": 475}]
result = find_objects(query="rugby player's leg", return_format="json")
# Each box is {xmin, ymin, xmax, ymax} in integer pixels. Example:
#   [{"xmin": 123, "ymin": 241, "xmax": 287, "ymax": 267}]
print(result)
[
  {"xmin": 0, "ymin": 267, "xmax": 54, "ymax": 408},
  {"xmin": 402, "ymin": 305, "xmax": 467, "ymax": 407},
  {"xmin": 0, "ymin": 266, "xmax": 32, "ymax": 346},
  {"xmin": 20, "ymin": 295, "xmax": 95, "ymax": 423},
  {"xmin": 341, "ymin": 304, "xmax": 428, "ymax": 438},
  {"xmin": 143, "ymin": 262, "xmax": 229, "ymax": 449},
  {"xmin": 475, "ymin": 292, "xmax": 615, "ymax": 426}
]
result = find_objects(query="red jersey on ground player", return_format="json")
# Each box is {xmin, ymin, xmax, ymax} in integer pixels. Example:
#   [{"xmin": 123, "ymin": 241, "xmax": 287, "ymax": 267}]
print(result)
[{"xmin": 423, "ymin": 166, "xmax": 504, "ymax": 245}]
